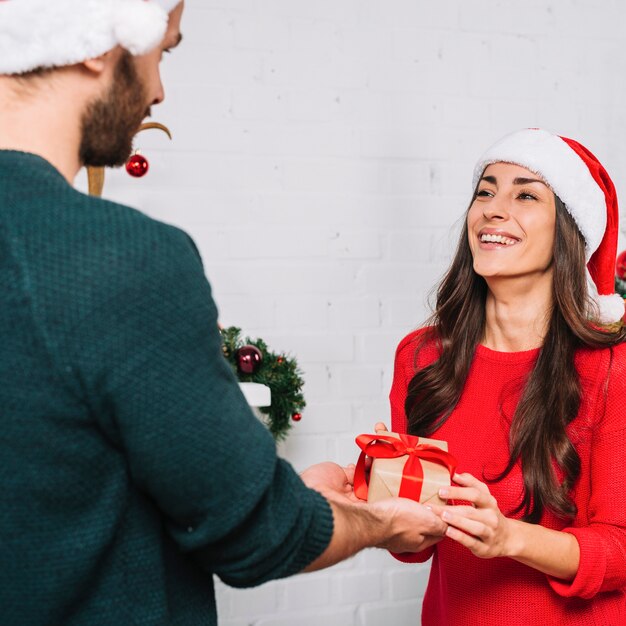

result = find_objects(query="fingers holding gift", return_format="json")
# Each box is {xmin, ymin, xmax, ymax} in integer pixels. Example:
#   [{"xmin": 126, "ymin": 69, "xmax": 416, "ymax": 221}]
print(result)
[
  {"xmin": 439, "ymin": 504, "xmax": 511, "ymax": 558},
  {"xmin": 442, "ymin": 508, "xmax": 497, "ymax": 541},
  {"xmin": 439, "ymin": 474, "xmax": 497, "ymax": 509},
  {"xmin": 444, "ymin": 522, "xmax": 494, "ymax": 556}
]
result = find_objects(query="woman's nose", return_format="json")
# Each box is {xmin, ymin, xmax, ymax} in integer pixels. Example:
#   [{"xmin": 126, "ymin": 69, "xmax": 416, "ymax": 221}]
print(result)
[{"xmin": 483, "ymin": 195, "xmax": 509, "ymax": 221}]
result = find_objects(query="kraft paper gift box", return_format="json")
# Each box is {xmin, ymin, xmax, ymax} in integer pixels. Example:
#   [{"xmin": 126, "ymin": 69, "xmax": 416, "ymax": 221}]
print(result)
[{"xmin": 354, "ymin": 431, "xmax": 457, "ymax": 507}]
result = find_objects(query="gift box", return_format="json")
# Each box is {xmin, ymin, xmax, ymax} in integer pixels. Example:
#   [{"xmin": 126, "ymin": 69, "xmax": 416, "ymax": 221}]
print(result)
[{"xmin": 354, "ymin": 431, "xmax": 457, "ymax": 507}]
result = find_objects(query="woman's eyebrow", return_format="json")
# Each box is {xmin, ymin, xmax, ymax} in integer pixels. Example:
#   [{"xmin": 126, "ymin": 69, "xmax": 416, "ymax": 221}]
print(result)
[
  {"xmin": 480, "ymin": 175, "xmax": 547, "ymax": 186},
  {"xmin": 513, "ymin": 177, "xmax": 547, "ymax": 186}
]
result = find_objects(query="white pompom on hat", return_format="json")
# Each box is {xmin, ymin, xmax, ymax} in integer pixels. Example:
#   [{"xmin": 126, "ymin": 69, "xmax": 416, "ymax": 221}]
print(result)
[
  {"xmin": 473, "ymin": 128, "xmax": 625, "ymax": 326},
  {"xmin": 0, "ymin": 0, "xmax": 182, "ymax": 75}
]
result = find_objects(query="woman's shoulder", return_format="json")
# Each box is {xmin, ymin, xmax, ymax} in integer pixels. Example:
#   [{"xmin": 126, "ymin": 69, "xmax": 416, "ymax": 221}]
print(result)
[
  {"xmin": 576, "ymin": 340, "xmax": 626, "ymax": 397},
  {"xmin": 575, "ymin": 341, "xmax": 626, "ymax": 434},
  {"xmin": 395, "ymin": 326, "xmax": 440, "ymax": 369},
  {"xmin": 576, "ymin": 340, "xmax": 626, "ymax": 370}
]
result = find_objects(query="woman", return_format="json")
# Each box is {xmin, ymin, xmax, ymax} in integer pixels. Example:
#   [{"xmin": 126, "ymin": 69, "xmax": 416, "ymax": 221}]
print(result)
[{"xmin": 388, "ymin": 129, "xmax": 626, "ymax": 625}]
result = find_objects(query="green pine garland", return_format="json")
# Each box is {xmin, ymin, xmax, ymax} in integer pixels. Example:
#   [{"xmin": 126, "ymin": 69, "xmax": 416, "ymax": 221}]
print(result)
[
  {"xmin": 220, "ymin": 326, "xmax": 305, "ymax": 441},
  {"xmin": 616, "ymin": 276, "xmax": 626, "ymax": 298}
]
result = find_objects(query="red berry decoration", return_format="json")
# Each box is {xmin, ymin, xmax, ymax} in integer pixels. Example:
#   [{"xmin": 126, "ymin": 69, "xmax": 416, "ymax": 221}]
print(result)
[
  {"xmin": 236, "ymin": 345, "xmax": 263, "ymax": 375},
  {"xmin": 126, "ymin": 153, "xmax": 149, "ymax": 178},
  {"xmin": 292, "ymin": 413, "xmax": 302, "ymax": 422},
  {"xmin": 617, "ymin": 250, "xmax": 626, "ymax": 280}
]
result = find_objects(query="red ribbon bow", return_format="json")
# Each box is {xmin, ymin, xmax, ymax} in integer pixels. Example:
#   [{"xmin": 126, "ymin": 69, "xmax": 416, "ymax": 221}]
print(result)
[{"xmin": 354, "ymin": 432, "xmax": 457, "ymax": 502}]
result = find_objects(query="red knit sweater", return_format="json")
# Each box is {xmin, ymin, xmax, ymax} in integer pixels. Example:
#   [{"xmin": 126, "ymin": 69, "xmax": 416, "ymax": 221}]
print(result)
[{"xmin": 390, "ymin": 328, "xmax": 626, "ymax": 626}]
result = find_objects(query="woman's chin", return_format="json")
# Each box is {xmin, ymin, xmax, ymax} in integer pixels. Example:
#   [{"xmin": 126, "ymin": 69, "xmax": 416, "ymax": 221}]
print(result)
[{"xmin": 473, "ymin": 263, "xmax": 508, "ymax": 278}]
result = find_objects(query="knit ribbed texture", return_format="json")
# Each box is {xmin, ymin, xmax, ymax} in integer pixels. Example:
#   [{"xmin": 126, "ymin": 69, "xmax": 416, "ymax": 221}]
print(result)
[
  {"xmin": 391, "ymin": 328, "xmax": 626, "ymax": 626},
  {"xmin": 0, "ymin": 151, "xmax": 333, "ymax": 626}
]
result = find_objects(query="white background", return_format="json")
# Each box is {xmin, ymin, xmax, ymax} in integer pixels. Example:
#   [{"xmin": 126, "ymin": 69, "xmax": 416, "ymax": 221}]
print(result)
[{"xmin": 81, "ymin": 0, "xmax": 626, "ymax": 623}]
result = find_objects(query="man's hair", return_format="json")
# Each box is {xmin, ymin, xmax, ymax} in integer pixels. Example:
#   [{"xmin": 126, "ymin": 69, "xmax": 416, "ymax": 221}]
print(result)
[{"xmin": 12, "ymin": 66, "xmax": 56, "ymax": 85}]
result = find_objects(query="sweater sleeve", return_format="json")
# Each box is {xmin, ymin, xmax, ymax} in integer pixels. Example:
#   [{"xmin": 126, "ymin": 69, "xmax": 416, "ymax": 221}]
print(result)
[
  {"xmin": 547, "ymin": 345, "xmax": 626, "ymax": 599},
  {"xmin": 60, "ymin": 223, "xmax": 334, "ymax": 587},
  {"xmin": 389, "ymin": 331, "xmax": 435, "ymax": 564}
]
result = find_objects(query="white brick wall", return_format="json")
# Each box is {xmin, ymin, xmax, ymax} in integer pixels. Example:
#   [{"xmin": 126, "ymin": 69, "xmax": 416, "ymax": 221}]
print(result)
[{"xmin": 78, "ymin": 0, "xmax": 626, "ymax": 623}]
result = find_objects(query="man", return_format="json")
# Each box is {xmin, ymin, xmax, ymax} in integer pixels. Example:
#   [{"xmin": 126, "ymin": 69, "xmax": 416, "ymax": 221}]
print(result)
[{"xmin": 0, "ymin": 1, "xmax": 445, "ymax": 624}]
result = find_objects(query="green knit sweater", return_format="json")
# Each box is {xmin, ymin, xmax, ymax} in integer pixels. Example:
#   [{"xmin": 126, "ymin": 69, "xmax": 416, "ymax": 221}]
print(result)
[{"xmin": 0, "ymin": 151, "xmax": 333, "ymax": 625}]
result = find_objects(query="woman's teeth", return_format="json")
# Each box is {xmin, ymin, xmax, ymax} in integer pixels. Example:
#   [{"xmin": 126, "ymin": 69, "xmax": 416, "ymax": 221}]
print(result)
[{"xmin": 480, "ymin": 233, "xmax": 517, "ymax": 245}]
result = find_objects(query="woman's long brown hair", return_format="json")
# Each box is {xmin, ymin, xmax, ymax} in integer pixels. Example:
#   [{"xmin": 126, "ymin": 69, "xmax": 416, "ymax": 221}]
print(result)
[{"xmin": 405, "ymin": 195, "xmax": 626, "ymax": 523}]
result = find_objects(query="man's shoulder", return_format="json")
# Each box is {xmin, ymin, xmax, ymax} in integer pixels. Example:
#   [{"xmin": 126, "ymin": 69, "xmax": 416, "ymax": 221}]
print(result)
[
  {"xmin": 8, "ymin": 178, "xmax": 204, "ymax": 297},
  {"xmin": 72, "ymin": 189, "xmax": 187, "ymax": 246},
  {"xmin": 55, "ymin": 187, "xmax": 202, "ymax": 272}
]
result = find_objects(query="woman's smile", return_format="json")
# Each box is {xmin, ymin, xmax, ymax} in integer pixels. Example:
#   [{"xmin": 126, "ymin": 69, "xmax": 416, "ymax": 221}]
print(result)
[{"xmin": 477, "ymin": 228, "xmax": 521, "ymax": 248}]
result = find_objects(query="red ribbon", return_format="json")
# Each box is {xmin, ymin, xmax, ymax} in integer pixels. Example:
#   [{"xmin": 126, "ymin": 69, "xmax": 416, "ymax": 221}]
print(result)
[{"xmin": 354, "ymin": 432, "xmax": 457, "ymax": 502}]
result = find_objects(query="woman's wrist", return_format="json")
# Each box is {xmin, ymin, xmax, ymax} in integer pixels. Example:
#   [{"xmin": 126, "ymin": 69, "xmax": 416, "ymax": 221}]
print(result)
[
  {"xmin": 504, "ymin": 518, "xmax": 527, "ymax": 559},
  {"xmin": 503, "ymin": 518, "xmax": 580, "ymax": 580}
]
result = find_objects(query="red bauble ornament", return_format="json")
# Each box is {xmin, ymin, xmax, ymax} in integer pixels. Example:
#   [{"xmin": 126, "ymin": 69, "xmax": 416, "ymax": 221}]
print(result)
[
  {"xmin": 292, "ymin": 413, "xmax": 302, "ymax": 422},
  {"xmin": 126, "ymin": 153, "xmax": 149, "ymax": 178},
  {"xmin": 236, "ymin": 345, "xmax": 263, "ymax": 375},
  {"xmin": 616, "ymin": 250, "xmax": 626, "ymax": 280}
]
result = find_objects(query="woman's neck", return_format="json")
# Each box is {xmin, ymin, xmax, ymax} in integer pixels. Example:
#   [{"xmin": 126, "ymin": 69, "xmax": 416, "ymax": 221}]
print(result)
[{"xmin": 482, "ymin": 273, "xmax": 553, "ymax": 352}]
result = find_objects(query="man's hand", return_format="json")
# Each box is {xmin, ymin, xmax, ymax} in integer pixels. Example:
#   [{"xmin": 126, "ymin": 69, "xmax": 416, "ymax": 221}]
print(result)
[
  {"xmin": 302, "ymin": 463, "xmax": 447, "ymax": 571},
  {"xmin": 300, "ymin": 462, "xmax": 358, "ymax": 503},
  {"xmin": 369, "ymin": 496, "xmax": 447, "ymax": 553}
]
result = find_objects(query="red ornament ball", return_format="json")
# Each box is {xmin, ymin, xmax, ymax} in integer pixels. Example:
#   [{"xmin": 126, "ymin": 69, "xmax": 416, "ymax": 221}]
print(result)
[
  {"xmin": 292, "ymin": 413, "xmax": 302, "ymax": 422},
  {"xmin": 236, "ymin": 345, "xmax": 263, "ymax": 375},
  {"xmin": 617, "ymin": 250, "xmax": 626, "ymax": 280},
  {"xmin": 126, "ymin": 153, "xmax": 149, "ymax": 178}
]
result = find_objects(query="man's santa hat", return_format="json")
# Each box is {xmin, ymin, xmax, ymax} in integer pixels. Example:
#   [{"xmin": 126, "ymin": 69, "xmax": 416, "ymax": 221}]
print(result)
[
  {"xmin": 473, "ymin": 128, "xmax": 625, "ymax": 326},
  {"xmin": 0, "ymin": 0, "xmax": 181, "ymax": 75}
]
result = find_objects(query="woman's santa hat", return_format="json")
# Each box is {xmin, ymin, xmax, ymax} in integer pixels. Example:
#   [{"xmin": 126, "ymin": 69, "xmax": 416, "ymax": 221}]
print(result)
[
  {"xmin": 473, "ymin": 128, "xmax": 625, "ymax": 326},
  {"xmin": 0, "ymin": 0, "xmax": 182, "ymax": 75}
]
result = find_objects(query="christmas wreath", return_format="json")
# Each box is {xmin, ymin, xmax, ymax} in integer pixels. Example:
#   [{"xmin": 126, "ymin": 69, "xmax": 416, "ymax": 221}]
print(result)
[{"xmin": 220, "ymin": 326, "xmax": 305, "ymax": 441}]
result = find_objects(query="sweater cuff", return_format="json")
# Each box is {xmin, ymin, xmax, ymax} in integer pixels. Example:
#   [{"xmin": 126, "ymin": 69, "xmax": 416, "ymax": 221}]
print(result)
[
  {"xmin": 390, "ymin": 545, "xmax": 435, "ymax": 564},
  {"xmin": 290, "ymin": 489, "xmax": 335, "ymax": 574},
  {"xmin": 547, "ymin": 527, "xmax": 605, "ymax": 599}
]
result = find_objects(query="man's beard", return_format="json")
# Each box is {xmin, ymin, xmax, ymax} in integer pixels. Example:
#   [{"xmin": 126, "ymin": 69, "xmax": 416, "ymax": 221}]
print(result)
[{"xmin": 79, "ymin": 52, "xmax": 150, "ymax": 168}]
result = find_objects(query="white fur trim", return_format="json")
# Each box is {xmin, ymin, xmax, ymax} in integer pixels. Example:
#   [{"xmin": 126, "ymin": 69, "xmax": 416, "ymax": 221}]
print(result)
[
  {"xmin": 0, "ymin": 0, "xmax": 180, "ymax": 74},
  {"xmin": 586, "ymin": 270, "xmax": 624, "ymax": 324},
  {"xmin": 472, "ymin": 129, "xmax": 606, "ymax": 260},
  {"xmin": 112, "ymin": 0, "xmax": 168, "ymax": 57},
  {"xmin": 595, "ymin": 294, "xmax": 625, "ymax": 325},
  {"xmin": 154, "ymin": 0, "xmax": 183, "ymax": 12}
]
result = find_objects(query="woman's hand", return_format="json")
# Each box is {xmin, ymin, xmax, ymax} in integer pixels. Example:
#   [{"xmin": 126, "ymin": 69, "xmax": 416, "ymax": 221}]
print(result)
[{"xmin": 438, "ymin": 472, "xmax": 517, "ymax": 559}]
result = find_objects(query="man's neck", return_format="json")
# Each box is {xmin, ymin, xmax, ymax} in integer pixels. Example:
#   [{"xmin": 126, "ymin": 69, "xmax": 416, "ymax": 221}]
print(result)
[{"xmin": 0, "ymin": 76, "xmax": 84, "ymax": 183}]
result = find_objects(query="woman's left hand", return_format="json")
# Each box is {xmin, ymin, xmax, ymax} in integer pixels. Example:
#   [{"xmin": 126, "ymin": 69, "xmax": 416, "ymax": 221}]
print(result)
[{"xmin": 438, "ymin": 472, "xmax": 516, "ymax": 559}]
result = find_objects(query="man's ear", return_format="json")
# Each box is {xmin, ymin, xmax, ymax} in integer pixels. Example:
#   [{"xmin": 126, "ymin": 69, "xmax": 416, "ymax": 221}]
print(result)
[{"xmin": 82, "ymin": 48, "xmax": 120, "ymax": 75}]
